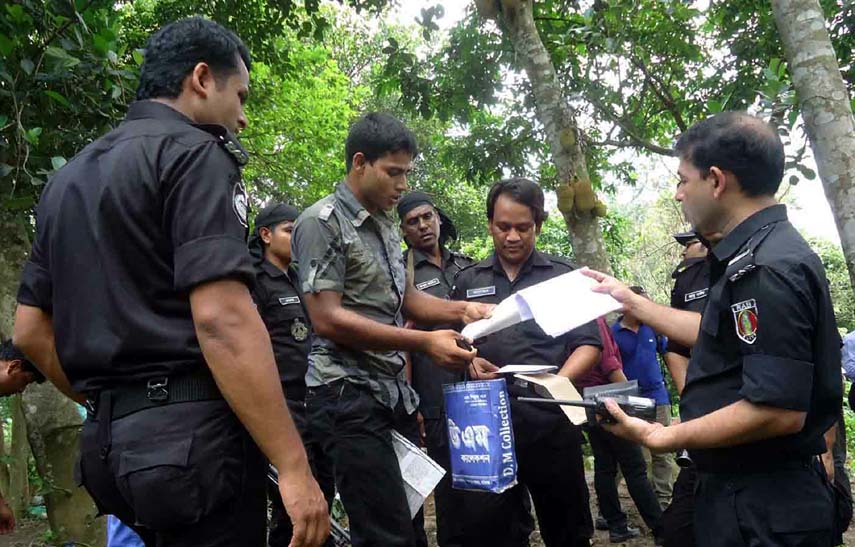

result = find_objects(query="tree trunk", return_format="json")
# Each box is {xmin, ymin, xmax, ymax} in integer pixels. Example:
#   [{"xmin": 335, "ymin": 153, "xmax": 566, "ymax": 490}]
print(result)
[
  {"xmin": 6, "ymin": 396, "xmax": 31, "ymax": 521},
  {"xmin": 23, "ymin": 385, "xmax": 105, "ymax": 546},
  {"xmin": 478, "ymin": 0, "xmax": 612, "ymax": 271},
  {"xmin": 0, "ymin": 208, "xmax": 105, "ymax": 545},
  {"xmin": 771, "ymin": 0, "xmax": 855, "ymax": 292}
]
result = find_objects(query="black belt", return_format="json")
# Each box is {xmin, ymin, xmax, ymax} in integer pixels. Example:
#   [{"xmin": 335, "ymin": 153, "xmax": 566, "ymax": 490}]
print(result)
[{"xmin": 86, "ymin": 369, "xmax": 223, "ymax": 421}]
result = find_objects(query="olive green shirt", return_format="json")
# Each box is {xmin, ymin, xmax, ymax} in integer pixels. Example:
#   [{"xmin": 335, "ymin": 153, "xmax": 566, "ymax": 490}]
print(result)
[{"xmin": 292, "ymin": 182, "xmax": 418, "ymax": 413}]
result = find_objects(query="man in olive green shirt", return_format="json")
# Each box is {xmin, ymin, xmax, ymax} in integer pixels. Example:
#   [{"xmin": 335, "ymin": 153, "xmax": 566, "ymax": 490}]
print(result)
[{"xmin": 292, "ymin": 113, "xmax": 490, "ymax": 547}]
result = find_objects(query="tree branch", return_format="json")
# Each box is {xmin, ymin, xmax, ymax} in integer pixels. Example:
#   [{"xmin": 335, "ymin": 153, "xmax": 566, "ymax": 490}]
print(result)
[
  {"xmin": 586, "ymin": 94, "xmax": 676, "ymax": 156},
  {"xmin": 629, "ymin": 56, "xmax": 688, "ymax": 132}
]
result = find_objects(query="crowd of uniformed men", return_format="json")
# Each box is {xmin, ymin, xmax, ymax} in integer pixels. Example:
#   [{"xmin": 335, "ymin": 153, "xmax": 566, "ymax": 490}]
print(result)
[{"xmin": 4, "ymin": 16, "xmax": 850, "ymax": 547}]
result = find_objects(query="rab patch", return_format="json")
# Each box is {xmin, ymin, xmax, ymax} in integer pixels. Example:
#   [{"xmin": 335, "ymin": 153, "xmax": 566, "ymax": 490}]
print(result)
[
  {"xmin": 233, "ymin": 182, "xmax": 248, "ymax": 228},
  {"xmin": 731, "ymin": 299, "xmax": 758, "ymax": 344}
]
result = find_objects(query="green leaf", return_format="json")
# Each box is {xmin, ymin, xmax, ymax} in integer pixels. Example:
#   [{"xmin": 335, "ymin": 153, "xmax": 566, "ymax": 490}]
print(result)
[
  {"xmin": 51, "ymin": 156, "xmax": 67, "ymax": 170},
  {"xmin": 0, "ymin": 33, "xmax": 13, "ymax": 57},
  {"xmin": 0, "ymin": 115, "xmax": 7, "ymax": 127},
  {"xmin": 132, "ymin": 49, "xmax": 144, "ymax": 66},
  {"xmin": 45, "ymin": 46, "xmax": 80, "ymax": 69},
  {"xmin": 20, "ymin": 58, "xmax": 34, "ymax": 75},
  {"xmin": 2, "ymin": 196, "xmax": 34, "ymax": 211},
  {"xmin": 23, "ymin": 127, "xmax": 42, "ymax": 145},
  {"xmin": 44, "ymin": 90, "xmax": 71, "ymax": 108}
]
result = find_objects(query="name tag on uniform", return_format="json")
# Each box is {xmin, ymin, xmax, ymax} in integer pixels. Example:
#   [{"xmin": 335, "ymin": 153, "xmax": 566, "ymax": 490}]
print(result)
[
  {"xmin": 279, "ymin": 296, "xmax": 300, "ymax": 306},
  {"xmin": 416, "ymin": 278, "xmax": 441, "ymax": 291},
  {"xmin": 684, "ymin": 288, "xmax": 709, "ymax": 303},
  {"xmin": 466, "ymin": 286, "xmax": 496, "ymax": 299}
]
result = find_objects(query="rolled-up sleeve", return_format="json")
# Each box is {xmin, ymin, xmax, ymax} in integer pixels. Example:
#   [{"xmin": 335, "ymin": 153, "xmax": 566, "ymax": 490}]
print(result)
[
  {"xmin": 162, "ymin": 143, "xmax": 254, "ymax": 292},
  {"xmin": 734, "ymin": 265, "xmax": 817, "ymax": 410},
  {"xmin": 292, "ymin": 213, "xmax": 345, "ymax": 294}
]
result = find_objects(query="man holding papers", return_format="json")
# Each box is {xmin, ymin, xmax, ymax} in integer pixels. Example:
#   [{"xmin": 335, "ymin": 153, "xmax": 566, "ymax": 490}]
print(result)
[
  {"xmin": 584, "ymin": 113, "xmax": 841, "ymax": 546},
  {"xmin": 452, "ymin": 178, "xmax": 601, "ymax": 547}
]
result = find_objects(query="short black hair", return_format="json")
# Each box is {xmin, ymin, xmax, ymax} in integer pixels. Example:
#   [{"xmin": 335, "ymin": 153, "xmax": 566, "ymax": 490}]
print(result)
[
  {"xmin": 345, "ymin": 113, "xmax": 418, "ymax": 172},
  {"xmin": 486, "ymin": 178, "xmax": 547, "ymax": 227},
  {"xmin": 674, "ymin": 112, "xmax": 784, "ymax": 197},
  {"xmin": 136, "ymin": 17, "xmax": 251, "ymax": 101},
  {"xmin": 0, "ymin": 340, "xmax": 45, "ymax": 383}
]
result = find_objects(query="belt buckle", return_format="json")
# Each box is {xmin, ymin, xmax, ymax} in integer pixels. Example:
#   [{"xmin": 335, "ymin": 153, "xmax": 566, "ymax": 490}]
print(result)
[{"xmin": 146, "ymin": 378, "xmax": 169, "ymax": 402}]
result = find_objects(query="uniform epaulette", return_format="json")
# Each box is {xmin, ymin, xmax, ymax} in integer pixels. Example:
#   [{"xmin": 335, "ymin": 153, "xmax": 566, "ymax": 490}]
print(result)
[
  {"xmin": 318, "ymin": 202, "xmax": 336, "ymax": 222},
  {"xmin": 541, "ymin": 253, "xmax": 578, "ymax": 270},
  {"xmin": 194, "ymin": 123, "xmax": 249, "ymax": 166},
  {"xmin": 452, "ymin": 260, "xmax": 480, "ymax": 280}
]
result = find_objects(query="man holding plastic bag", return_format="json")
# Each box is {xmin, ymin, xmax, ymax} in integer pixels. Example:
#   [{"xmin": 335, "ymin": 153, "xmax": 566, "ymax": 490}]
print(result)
[{"xmin": 448, "ymin": 178, "xmax": 601, "ymax": 547}]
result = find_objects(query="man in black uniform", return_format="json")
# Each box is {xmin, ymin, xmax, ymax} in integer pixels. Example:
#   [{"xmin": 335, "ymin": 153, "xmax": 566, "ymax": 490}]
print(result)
[
  {"xmin": 586, "ymin": 112, "xmax": 842, "ymax": 546},
  {"xmin": 13, "ymin": 18, "xmax": 328, "ymax": 546},
  {"xmin": 454, "ymin": 178, "xmax": 599, "ymax": 547},
  {"xmin": 660, "ymin": 232, "xmax": 709, "ymax": 547},
  {"xmin": 663, "ymin": 232, "xmax": 709, "ymax": 394},
  {"xmin": 249, "ymin": 203, "xmax": 335, "ymax": 547},
  {"xmin": 397, "ymin": 191, "xmax": 472, "ymax": 547}
]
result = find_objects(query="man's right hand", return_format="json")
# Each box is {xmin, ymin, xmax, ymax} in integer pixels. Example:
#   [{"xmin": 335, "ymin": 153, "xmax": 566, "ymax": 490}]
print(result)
[
  {"xmin": 424, "ymin": 330, "xmax": 476, "ymax": 369},
  {"xmin": 469, "ymin": 357, "xmax": 500, "ymax": 380},
  {"xmin": 279, "ymin": 469, "xmax": 330, "ymax": 547}
]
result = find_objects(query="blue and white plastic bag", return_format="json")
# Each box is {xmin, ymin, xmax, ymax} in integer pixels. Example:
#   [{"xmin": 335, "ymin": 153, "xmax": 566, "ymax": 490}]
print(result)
[{"xmin": 443, "ymin": 378, "xmax": 517, "ymax": 493}]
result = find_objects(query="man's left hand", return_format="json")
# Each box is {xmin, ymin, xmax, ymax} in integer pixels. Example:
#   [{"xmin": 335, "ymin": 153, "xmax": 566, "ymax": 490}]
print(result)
[
  {"xmin": 601, "ymin": 399, "xmax": 675, "ymax": 453},
  {"xmin": 462, "ymin": 303, "xmax": 494, "ymax": 325}
]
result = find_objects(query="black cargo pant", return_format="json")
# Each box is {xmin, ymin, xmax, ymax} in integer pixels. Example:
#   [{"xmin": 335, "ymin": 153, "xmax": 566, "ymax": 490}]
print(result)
[
  {"xmin": 268, "ymin": 397, "xmax": 336, "ymax": 547},
  {"xmin": 77, "ymin": 399, "xmax": 267, "ymax": 546},
  {"xmin": 693, "ymin": 461, "xmax": 833, "ymax": 546},
  {"xmin": 423, "ymin": 416, "xmax": 463, "ymax": 547},
  {"xmin": 585, "ymin": 425, "xmax": 663, "ymax": 536},
  {"xmin": 462, "ymin": 394, "xmax": 593, "ymax": 547},
  {"xmin": 661, "ymin": 465, "xmax": 696, "ymax": 547},
  {"xmin": 307, "ymin": 380, "xmax": 428, "ymax": 547}
]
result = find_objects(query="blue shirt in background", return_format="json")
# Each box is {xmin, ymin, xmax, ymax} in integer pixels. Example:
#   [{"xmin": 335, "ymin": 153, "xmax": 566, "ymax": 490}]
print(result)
[{"xmin": 611, "ymin": 320, "xmax": 671, "ymax": 405}]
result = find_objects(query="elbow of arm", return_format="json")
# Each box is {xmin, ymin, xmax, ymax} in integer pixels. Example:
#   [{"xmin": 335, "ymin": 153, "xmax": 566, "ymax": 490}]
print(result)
[{"xmin": 778, "ymin": 410, "xmax": 807, "ymax": 436}]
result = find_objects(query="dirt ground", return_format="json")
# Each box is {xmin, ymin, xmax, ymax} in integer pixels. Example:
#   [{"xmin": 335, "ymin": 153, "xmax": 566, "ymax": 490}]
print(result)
[{"xmin": 3, "ymin": 473, "xmax": 855, "ymax": 546}]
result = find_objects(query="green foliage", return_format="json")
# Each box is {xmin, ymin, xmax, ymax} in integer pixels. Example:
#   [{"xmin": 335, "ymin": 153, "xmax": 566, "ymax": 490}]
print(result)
[
  {"xmin": 810, "ymin": 237, "xmax": 855, "ymax": 333},
  {"xmin": 1, "ymin": 0, "xmax": 135, "ymax": 215}
]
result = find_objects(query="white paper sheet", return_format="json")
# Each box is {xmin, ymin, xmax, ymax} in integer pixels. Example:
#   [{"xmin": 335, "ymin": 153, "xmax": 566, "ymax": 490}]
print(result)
[
  {"xmin": 514, "ymin": 373, "xmax": 588, "ymax": 425},
  {"xmin": 391, "ymin": 430, "xmax": 446, "ymax": 518},
  {"xmin": 496, "ymin": 364, "xmax": 558, "ymax": 375},
  {"xmin": 515, "ymin": 270, "xmax": 622, "ymax": 337},
  {"xmin": 461, "ymin": 295, "xmax": 531, "ymax": 340},
  {"xmin": 461, "ymin": 269, "xmax": 621, "ymax": 340}
]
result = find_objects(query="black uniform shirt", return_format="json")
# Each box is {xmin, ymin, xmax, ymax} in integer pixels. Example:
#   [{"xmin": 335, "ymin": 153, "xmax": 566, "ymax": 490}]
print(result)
[
  {"xmin": 667, "ymin": 257, "xmax": 710, "ymax": 357},
  {"xmin": 16, "ymin": 101, "xmax": 253, "ymax": 393},
  {"xmin": 452, "ymin": 250, "xmax": 602, "ymax": 440},
  {"xmin": 406, "ymin": 247, "xmax": 473, "ymax": 419},
  {"xmin": 251, "ymin": 259, "xmax": 311, "ymax": 400},
  {"xmin": 681, "ymin": 205, "xmax": 842, "ymax": 471}
]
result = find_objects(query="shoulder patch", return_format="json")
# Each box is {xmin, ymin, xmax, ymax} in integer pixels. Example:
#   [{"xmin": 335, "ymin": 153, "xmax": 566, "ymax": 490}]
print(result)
[
  {"xmin": 232, "ymin": 182, "xmax": 248, "ymax": 228},
  {"xmin": 731, "ymin": 299, "xmax": 758, "ymax": 344}
]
